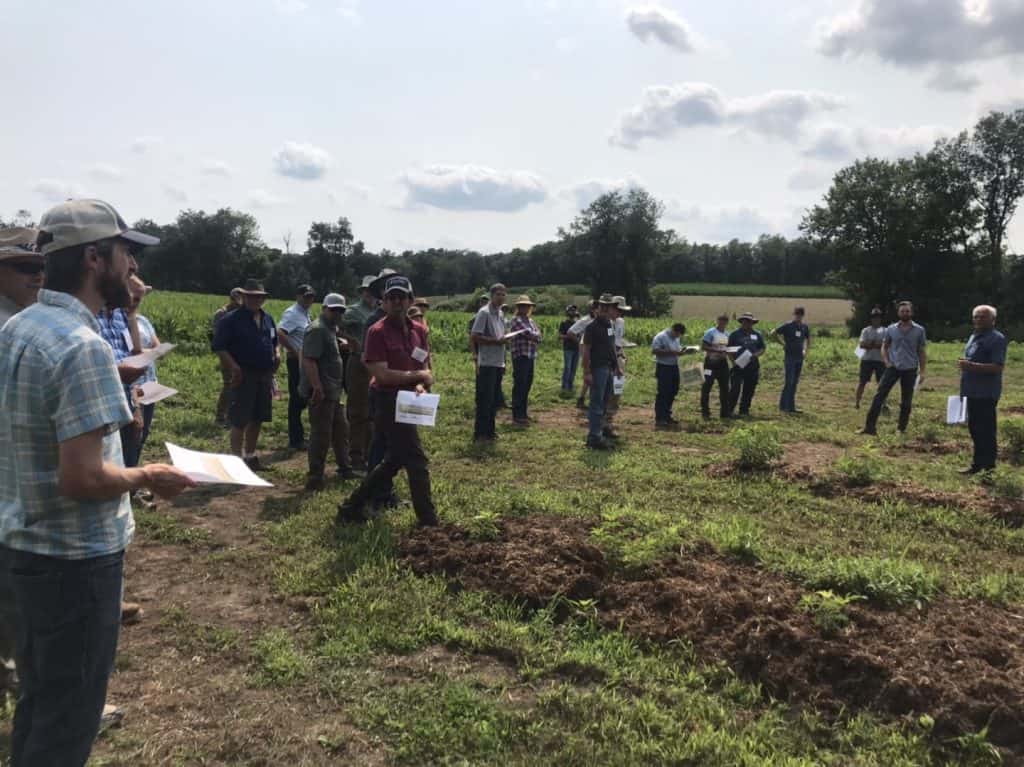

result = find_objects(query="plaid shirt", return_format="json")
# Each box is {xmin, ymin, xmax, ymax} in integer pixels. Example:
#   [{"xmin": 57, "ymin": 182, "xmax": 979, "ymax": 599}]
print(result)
[
  {"xmin": 0, "ymin": 289, "xmax": 134, "ymax": 559},
  {"xmin": 509, "ymin": 316, "xmax": 541, "ymax": 359},
  {"xmin": 97, "ymin": 306, "xmax": 135, "ymax": 404}
]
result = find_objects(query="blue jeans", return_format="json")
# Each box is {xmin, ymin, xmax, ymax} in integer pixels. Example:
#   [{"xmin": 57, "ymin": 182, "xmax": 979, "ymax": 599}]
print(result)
[
  {"xmin": 511, "ymin": 356, "xmax": 535, "ymax": 421},
  {"xmin": 7, "ymin": 547, "xmax": 124, "ymax": 767},
  {"xmin": 587, "ymin": 366, "xmax": 613, "ymax": 439},
  {"xmin": 475, "ymin": 365, "xmax": 502, "ymax": 438},
  {"xmin": 655, "ymin": 364, "xmax": 680, "ymax": 422},
  {"xmin": 780, "ymin": 356, "xmax": 803, "ymax": 412},
  {"xmin": 561, "ymin": 348, "xmax": 579, "ymax": 391}
]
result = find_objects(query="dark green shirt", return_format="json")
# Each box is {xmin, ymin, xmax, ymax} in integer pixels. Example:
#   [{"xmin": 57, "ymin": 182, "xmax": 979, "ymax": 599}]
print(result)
[{"xmin": 300, "ymin": 317, "xmax": 344, "ymax": 400}]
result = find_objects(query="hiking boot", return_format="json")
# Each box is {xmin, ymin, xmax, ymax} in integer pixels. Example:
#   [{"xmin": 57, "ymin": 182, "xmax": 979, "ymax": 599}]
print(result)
[
  {"xmin": 602, "ymin": 427, "xmax": 620, "ymax": 440},
  {"xmin": 336, "ymin": 502, "xmax": 370, "ymax": 526},
  {"xmin": 243, "ymin": 456, "xmax": 261, "ymax": 472},
  {"xmin": 417, "ymin": 510, "xmax": 440, "ymax": 527},
  {"xmin": 586, "ymin": 435, "xmax": 613, "ymax": 450},
  {"xmin": 99, "ymin": 704, "xmax": 124, "ymax": 733},
  {"xmin": 121, "ymin": 602, "xmax": 143, "ymax": 625},
  {"xmin": 513, "ymin": 418, "xmax": 530, "ymax": 426},
  {"xmin": 337, "ymin": 467, "xmax": 364, "ymax": 481},
  {"xmin": 654, "ymin": 420, "xmax": 674, "ymax": 430},
  {"xmin": 305, "ymin": 475, "xmax": 326, "ymax": 492}
]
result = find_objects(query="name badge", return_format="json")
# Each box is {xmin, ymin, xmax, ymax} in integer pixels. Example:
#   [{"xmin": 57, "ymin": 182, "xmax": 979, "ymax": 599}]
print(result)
[
  {"xmin": 607, "ymin": 328, "xmax": 614, "ymax": 337},
  {"xmin": 122, "ymin": 329, "xmax": 134, "ymax": 350},
  {"xmin": 795, "ymin": 331, "xmax": 802, "ymax": 338},
  {"xmin": 411, "ymin": 347, "xmax": 428, "ymax": 363}
]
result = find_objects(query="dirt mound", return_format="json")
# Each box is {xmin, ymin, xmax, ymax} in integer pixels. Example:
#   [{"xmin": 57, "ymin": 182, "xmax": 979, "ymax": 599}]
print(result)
[{"xmin": 399, "ymin": 517, "xmax": 1024, "ymax": 757}]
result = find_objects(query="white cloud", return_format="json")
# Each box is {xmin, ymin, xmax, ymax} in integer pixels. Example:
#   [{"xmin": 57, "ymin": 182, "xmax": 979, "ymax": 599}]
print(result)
[
  {"xmin": 926, "ymin": 65, "xmax": 981, "ymax": 92},
  {"xmin": 163, "ymin": 184, "xmax": 188, "ymax": 203},
  {"xmin": 200, "ymin": 160, "xmax": 233, "ymax": 177},
  {"xmin": 555, "ymin": 36, "xmax": 578, "ymax": 53},
  {"xmin": 85, "ymin": 163, "xmax": 123, "ymax": 182},
  {"xmin": 32, "ymin": 178, "xmax": 86, "ymax": 202},
  {"xmin": 273, "ymin": 0, "xmax": 308, "ymax": 13},
  {"xmin": 561, "ymin": 176, "xmax": 643, "ymax": 210},
  {"xmin": 130, "ymin": 136, "xmax": 163, "ymax": 154},
  {"xmin": 247, "ymin": 189, "xmax": 289, "ymax": 208},
  {"xmin": 802, "ymin": 123, "xmax": 951, "ymax": 161},
  {"xmin": 664, "ymin": 202, "xmax": 784, "ymax": 243},
  {"xmin": 401, "ymin": 164, "xmax": 547, "ymax": 212},
  {"xmin": 273, "ymin": 141, "xmax": 331, "ymax": 180},
  {"xmin": 626, "ymin": 5, "xmax": 699, "ymax": 53},
  {"xmin": 817, "ymin": 0, "xmax": 1024, "ymax": 88},
  {"xmin": 610, "ymin": 83, "xmax": 843, "ymax": 148},
  {"xmin": 337, "ymin": 0, "xmax": 360, "ymax": 22},
  {"xmin": 787, "ymin": 164, "xmax": 833, "ymax": 191}
]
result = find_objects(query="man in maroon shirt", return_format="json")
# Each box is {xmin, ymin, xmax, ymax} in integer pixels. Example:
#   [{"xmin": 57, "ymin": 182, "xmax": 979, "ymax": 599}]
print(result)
[{"xmin": 336, "ymin": 276, "xmax": 438, "ymax": 527}]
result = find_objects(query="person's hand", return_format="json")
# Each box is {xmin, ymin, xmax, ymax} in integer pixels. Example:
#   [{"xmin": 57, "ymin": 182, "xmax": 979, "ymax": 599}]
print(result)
[
  {"xmin": 415, "ymin": 383, "xmax": 427, "ymax": 395},
  {"xmin": 141, "ymin": 464, "xmax": 197, "ymax": 499},
  {"xmin": 273, "ymin": 355, "xmax": 281, "ymax": 373},
  {"xmin": 118, "ymin": 364, "xmax": 147, "ymax": 384},
  {"xmin": 958, "ymin": 358, "xmax": 970, "ymax": 371},
  {"xmin": 419, "ymin": 370, "xmax": 434, "ymax": 389},
  {"xmin": 229, "ymin": 365, "xmax": 244, "ymax": 388},
  {"xmin": 132, "ymin": 408, "xmax": 144, "ymax": 434},
  {"xmin": 917, "ymin": 375, "xmax": 926, "ymax": 387},
  {"xmin": 309, "ymin": 383, "xmax": 324, "ymax": 406}
]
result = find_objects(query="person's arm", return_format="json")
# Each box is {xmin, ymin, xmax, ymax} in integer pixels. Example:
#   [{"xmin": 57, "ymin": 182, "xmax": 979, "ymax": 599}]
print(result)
[
  {"xmin": 365, "ymin": 360, "xmax": 433, "ymax": 390},
  {"xmin": 217, "ymin": 350, "xmax": 243, "ymax": 386},
  {"xmin": 804, "ymin": 328, "xmax": 811, "ymax": 356},
  {"xmin": 960, "ymin": 359, "xmax": 1003, "ymax": 374},
  {"xmin": 859, "ymin": 330, "xmax": 872, "ymax": 349},
  {"xmin": 917, "ymin": 347, "xmax": 927, "ymax": 381},
  {"xmin": 753, "ymin": 337, "xmax": 766, "ymax": 358},
  {"xmin": 582, "ymin": 343, "xmax": 592, "ymax": 384},
  {"xmin": 58, "ymin": 427, "xmax": 194, "ymax": 500},
  {"xmin": 276, "ymin": 328, "xmax": 298, "ymax": 355},
  {"xmin": 302, "ymin": 356, "xmax": 323, "ymax": 405},
  {"xmin": 881, "ymin": 337, "xmax": 892, "ymax": 367},
  {"xmin": 126, "ymin": 314, "xmax": 142, "ymax": 354}
]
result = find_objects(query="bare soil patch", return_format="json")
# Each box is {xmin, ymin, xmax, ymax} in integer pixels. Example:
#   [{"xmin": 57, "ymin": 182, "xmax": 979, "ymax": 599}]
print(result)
[{"xmin": 399, "ymin": 516, "xmax": 1024, "ymax": 757}]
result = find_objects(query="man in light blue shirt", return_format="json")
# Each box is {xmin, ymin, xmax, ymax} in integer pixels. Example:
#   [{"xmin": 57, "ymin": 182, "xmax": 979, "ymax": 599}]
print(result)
[
  {"xmin": 279, "ymin": 284, "xmax": 316, "ymax": 450},
  {"xmin": 651, "ymin": 323, "xmax": 694, "ymax": 427},
  {"xmin": 861, "ymin": 301, "xmax": 927, "ymax": 435},
  {"xmin": 0, "ymin": 199, "xmax": 194, "ymax": 765}
]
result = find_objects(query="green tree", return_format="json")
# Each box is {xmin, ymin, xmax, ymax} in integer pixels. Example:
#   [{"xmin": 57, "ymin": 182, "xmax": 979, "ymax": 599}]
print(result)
[{"xmin": 305, "ymin": 217, "xmax": 356, "ymax": 296}]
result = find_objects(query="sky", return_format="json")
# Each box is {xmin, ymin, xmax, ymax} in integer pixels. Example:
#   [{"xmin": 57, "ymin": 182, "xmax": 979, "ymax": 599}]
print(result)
[{"xmin": 3, "ymin": 0, "xmax": 1024, "ymax": 254}]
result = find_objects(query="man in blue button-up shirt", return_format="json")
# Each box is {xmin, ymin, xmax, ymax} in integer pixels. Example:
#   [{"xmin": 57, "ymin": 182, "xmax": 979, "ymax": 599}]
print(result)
[
  {"xmin": 212, "ymin": 278, "xmax": 280, "ymax": 469},
  {"xmin": 959, "ymin": 305, "xmax": 1007, "ymax": 474}
]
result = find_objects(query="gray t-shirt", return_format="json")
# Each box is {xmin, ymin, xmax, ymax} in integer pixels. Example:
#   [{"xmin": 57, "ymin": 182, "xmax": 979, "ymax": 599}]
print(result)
[
  {"xmin": 859, "ymin": 325, "xmax": 886, "ymax": 363},
  {"xmin": 884, "ymin": 322, "xmax": 927, "ymax": 371},
  {"xmin": 471, "ymin": 305, "xmax": 506, "ymax": 369}
]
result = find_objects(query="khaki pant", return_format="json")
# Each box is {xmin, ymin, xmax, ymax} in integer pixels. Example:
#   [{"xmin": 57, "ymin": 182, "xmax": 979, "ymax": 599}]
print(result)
[
  {"xmin": 346, "ymin": 355, "xmax": 371, "ymax": 469},
  {"xmin": 216, "ymin": 365, "xmax": 232, "ymax": 423},
  {"xmin": 308, "ymin": 398, "xmax": 351, "ymax": 478}
]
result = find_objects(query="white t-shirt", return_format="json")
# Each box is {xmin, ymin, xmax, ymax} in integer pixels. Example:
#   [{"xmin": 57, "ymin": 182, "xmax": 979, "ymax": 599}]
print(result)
[{"xmin": 569, "ymin": 316, "xmax": 594, "ymax": 346}]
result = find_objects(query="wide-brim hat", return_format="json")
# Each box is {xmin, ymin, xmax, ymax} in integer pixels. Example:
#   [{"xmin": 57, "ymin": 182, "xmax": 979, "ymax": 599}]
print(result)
[
  {"xmin": 514, "ymin": 295, "xmax": 535, "ymax": 306},
  {"xmin": 37, "ymin": 199, "xmax": 159, "ymax": 256},
  {"xmin": 612, "ymin": 295, "xmax": 632, "ymax": 312},
  {"xmin": 0, "ymin": 227, "xmax": 43, "ymax": 263},
  {"xmin": 369, "ymin": 268, "xmax": 399, "ymax": 298},
  {"xmin": 413, "ymin": 297, "xmax": 430, "ymax": 308},
  {"xmin": 407, "ymin": 307, "xmax": 423, "ymax": 319},
  {"xmin": 738, "ymin": 312, "xmax": 758, "ymax": 323},
  {"xmin": 239, "ymin": 278, "xmax": 268, "ymax": 296},
  {"xmin": 597, "ymin": 293, "xmax": 616, "ymax": 305},
  {"xmin": 359, "ymin": 275, "xmax": 376, "ymax": 291}
]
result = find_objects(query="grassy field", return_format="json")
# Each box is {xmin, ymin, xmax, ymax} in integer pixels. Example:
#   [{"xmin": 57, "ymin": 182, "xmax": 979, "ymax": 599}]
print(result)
[
  {"xmin": 672, "ymin": 295, "xmax": 853, "ymax": 325},
  {"xmin": 509, "ymin": 284, "xmax": 847, "ymax": 299},
  {"xmin": 2, "ymin": 295, "xmax": 1023, "ymax": 766}
]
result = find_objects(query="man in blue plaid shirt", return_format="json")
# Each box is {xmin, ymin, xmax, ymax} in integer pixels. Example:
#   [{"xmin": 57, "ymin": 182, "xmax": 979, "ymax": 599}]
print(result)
[
  {"xmin": 96, "ymin": 304, "xmax": 148, "ymax": 467},
  {"xmin": 0, "ymin": 199, "xmax": 194, "ymax": 766}
]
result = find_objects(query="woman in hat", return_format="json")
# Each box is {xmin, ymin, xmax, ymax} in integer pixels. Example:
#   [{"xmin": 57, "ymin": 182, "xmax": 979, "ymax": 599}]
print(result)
[{"xmin": 509, "ymin": 295, "xmax": 542, "ymax": 426}]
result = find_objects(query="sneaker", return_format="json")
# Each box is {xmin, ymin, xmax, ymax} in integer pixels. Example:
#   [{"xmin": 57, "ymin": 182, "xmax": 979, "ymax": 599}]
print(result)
[
  {"xmin": 121, "ymin": 602, "xmax": 143, "ymax": 625},
  {"xmin": 513, "ymin": 418, "xmax": 530, "ymax": 426},
  {"xmin": 586, "ymin": 435, "xmax": 614, "ymax": 450},
  {"xmin": 304, "ymin": 475, "xmax": 326, "ymax": 492},
  {"xmin": 99, "ymin": 704, "xmax": 124, "ymax": 733},
  {"xmin": 336, "ymin": 503, "xmax": 370, "ymax": 525},
  {"xmin": 857, "ymin": 427, "xmax": 877, "ymax": 436},
  {"xmin": 958, "ymin": 466, "xmax": 980, "ymax": 475},
  {"xmin": 243, "ymin": 456, "xmax": 261, "ymax": 472}
]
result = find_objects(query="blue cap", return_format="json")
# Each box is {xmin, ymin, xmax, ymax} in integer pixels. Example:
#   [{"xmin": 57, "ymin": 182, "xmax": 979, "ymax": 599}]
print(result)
[{"xmin": 383, "ymin": 275, "xmax": 413, "ymax": 295}]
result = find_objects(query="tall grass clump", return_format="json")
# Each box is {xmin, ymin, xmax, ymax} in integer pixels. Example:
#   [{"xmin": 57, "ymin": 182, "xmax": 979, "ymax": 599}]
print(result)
[
  {"xmin": 730, "ymin": 425, "xmax": 782, "ymax": 470},
  {"xmin": 1001, "ymin": 418, "xmax": 1024, "ymax": 463}
]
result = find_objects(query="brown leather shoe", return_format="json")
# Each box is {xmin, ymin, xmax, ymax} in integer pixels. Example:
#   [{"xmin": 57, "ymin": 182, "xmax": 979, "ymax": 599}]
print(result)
[{"xmin": 121, "ymin": 601, "xmax": 144, "ymax": 625}]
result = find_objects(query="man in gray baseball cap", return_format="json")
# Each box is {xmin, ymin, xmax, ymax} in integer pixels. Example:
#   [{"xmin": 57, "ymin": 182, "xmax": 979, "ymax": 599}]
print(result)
[{"xmin": 0, "ymin": 199, "xmax": 193, "ymax": 765}]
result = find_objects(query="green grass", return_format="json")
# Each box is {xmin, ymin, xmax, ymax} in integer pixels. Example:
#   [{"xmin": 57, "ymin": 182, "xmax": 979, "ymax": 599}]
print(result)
[
  {"xmin": 62, "ymin": 292, "xmax": 1024, "ymax": 765},
  {"xmin": 656, "ymin": 282, "xmax": 846, "ymax": 299}
]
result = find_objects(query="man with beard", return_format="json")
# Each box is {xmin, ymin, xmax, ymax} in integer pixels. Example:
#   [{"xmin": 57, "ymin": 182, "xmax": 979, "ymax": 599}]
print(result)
[
  {"xmin": 336, "ymin": 276, "xmax": 438, "ymax": 527},
  {"xmin": 213, "ymin": 279, "xmax": 281, "ymax": 470},
  {"xmin": 301, "ymin": 293, "xmax": 360, "ymax": 491},
  {"xmin": 0, "ymin": 199, "xmax": 194, "ymax": 765},
  {"xmin": 860, "ymin": 301, "xmax": 927, "ymax": 436}
]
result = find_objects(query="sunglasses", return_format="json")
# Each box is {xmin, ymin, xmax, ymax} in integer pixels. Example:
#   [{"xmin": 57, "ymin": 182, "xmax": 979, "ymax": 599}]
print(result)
[{"xmin": 6, "ymin": 261, "xmax": 44, "ymax": 276}]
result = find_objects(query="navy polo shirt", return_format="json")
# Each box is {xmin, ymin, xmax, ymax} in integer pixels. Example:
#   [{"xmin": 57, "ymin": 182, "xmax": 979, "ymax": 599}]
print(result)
[
  {"xmin": 212, "ymin": 306, "xmax": 278, "ymax": 371},
  {"xmin": 774, "ymin": 321, "xmax": 810, "ymax": 359},
  {"xmin": 728, "ymin": 328, "xmax": 765, "ymax": 369},
  {"xmin": 960, "ymin": 329, "xmax": 1007, "ymax": 401}
]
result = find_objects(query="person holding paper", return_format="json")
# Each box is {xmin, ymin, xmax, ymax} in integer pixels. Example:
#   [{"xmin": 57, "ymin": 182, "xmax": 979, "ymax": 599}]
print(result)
[
  {"xmin": 301, "ymin": 293, "xmax": 360, "ymax": 491},
  {"xmin": 772, "ymin": 306, "xmax": 811, "ymax": 414},
  {"xmin": 860, "ymin": 301, "xmax": 927, "ymax": 436},
  {"xmin": 651, "ymin": 323, "xmax": 695, "ymax": 428},
  {"xmin": 855, "ymin": 307, "xmax": 886, "ymax": 409},
  {"xmin": 471, "ymin": 283, "xmax": 509, "ymax": 443},
  {"xmin": 510, "ymin": 295, "xmax": 542, "ymax": 426},
  {"xmin": 0, "ymin": 199, "xmax": 195, "ymax": 766},
  {"xmin": 125, "ymin": 276, "xmax": 161, "ymax": 471},
  {"xmin": 582, "ymin": 294, "xmax": 621, "ymax": 450},
  {"xmin": 959, "ymin": 305, "xmax": 1007, "ymax": 475},
  {"xmin": 605, "ymin": 296, "xmax": 631, "ymax": 429},
  {"xmin": 96, "ymin": 297, "xmax": 148, "ymax": 468},
  {"xmin": 212, "ymin": 279, "xmax": 280, "ymax": 470},
  {"xmin": 727, "ymin": 313, "xmax": 766, "ymax": 417},
  {"xmin": 701, "ymin": 314, "xmax": 732, "ymax": 420},
  {"xmin": 278, "ymin": 284, "xmax": 316, "ymax": 451},
  {"xmin": 568, "ymin": 301, "xmax": 597, "ymax": 409},
  {"xmin": 336, "ymin": 276, "xmax": 438, "ymax": 527},
  {"xmin": 211, "ymin": 288, "xmax": 243, "ymax": 426}
]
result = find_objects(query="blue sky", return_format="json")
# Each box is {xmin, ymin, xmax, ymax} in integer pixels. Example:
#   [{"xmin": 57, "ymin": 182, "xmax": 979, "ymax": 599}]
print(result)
[{"xmin": 3, "ymin": 0, "xmax": 1023, "ymax": 253}]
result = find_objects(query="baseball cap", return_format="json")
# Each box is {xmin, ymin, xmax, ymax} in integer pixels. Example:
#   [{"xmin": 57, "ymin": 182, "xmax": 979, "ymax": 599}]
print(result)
[
  {"xmin": 0, "ymin": 227, "xmax": 42, "ymax": 263},
  {"xmin": 323, "ymin": 293, "xmax": 347, "ymax": 310},
  {"xmin": 566, "ymin": 304, "xmax": 579, "ymax": 315},
  {"xmin": 296, "ymin": 283, "xmax": 315, "ymax": 297},
  {"xmin": 37, "ymin": 199, "xmax": 159, "ymax": 256},
  {"xmin": 383, "ymin": 275, "xmax": 413, "ymax": 295},
  {"xmin": 359, "ymin": 275, "xmax": 376, "ymax": 291},
  {"xmin": 870, "ymin": 307, "xmax": 883, "ymax": 316}
]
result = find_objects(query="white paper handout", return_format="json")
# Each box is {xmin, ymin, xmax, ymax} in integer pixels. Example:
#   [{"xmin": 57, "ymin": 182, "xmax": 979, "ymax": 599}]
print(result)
[
  {"xmin": 735, "ymin": 349, "xmax": 753, "ymax": 369},
  {"xmin": 946, "ymin": 396, "xmax": 968, "ymax": 425},
  {"xmin": 681, "ymin": 365, "xmax": 704, "ymax": 386},
  {"xmin": 621, "ymin": 340, "xmax": 638, "ymax": 349},
  {"xmin": 502, "ymin": 329, "xmax": 526, "ymax": 341},
  {"xmin": 855, "ymin": 346, "xmax": 866, "ymax": 360},
  {"xmin": 165, "ymin": 442, "xmax": 272, "ymax": 487},
  {"xmin": 122, "ymin": 342, "xmax": 175, "ymax": 369},
  {"xmin": 725, "ymin": 346, "xmax": 742, "ymax": 353},
  {"xmin": 613, "ymin": 375, "xmax": 625, "ymax": 395},
  {"xmin": 395, "ymin": 390, "xmax": 440, "ymax": 427},
  {"xmin": 137, "ymin": 381, "xmax": 178, "ymax": 405}
]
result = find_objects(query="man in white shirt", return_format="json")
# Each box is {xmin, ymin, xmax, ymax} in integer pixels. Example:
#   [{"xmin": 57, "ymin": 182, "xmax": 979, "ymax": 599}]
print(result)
[{"xmin": 278, "ymin": 285, "xmax": 316, "ymax": 450}]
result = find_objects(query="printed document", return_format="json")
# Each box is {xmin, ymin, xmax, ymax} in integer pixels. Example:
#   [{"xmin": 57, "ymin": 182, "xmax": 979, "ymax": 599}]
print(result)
[
  {"xmin": 395, "ymin": 390, "xmax": 440, "ymax": 427},
  {"xmin": 166, "ymin": 443, "xmax": 272, "ymax": 487}
]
